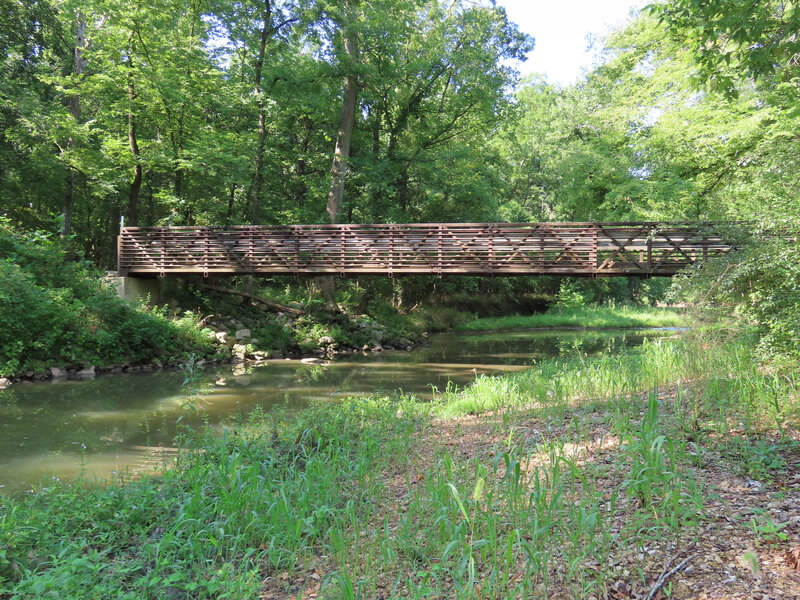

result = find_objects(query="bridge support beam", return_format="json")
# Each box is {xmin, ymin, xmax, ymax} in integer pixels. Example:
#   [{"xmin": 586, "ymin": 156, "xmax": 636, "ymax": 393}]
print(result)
[{"xmin": 118, "ymin": 276, "xmax": 166, "ymax": 305}]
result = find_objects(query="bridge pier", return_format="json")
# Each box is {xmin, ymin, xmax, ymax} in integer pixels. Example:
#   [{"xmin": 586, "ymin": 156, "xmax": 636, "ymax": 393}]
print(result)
[{"xmin": 118, "ymin": 276, "xmax": 169, "ymax": 305}]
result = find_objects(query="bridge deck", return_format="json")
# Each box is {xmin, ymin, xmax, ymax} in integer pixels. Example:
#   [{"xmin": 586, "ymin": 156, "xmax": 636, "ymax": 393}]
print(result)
[{"xmin": 117, "ymin": 222, "xmax": 734, "ymax": 277}]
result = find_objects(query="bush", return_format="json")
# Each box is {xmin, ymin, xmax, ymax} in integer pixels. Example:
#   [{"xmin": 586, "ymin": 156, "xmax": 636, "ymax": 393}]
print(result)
[
  {"xmin": 0, "ymin": 219, "xmax": 215, "ymax": 376},
  {"xmin": 671, "ymin": 220, "xmax": 800, "ymax": 358}
]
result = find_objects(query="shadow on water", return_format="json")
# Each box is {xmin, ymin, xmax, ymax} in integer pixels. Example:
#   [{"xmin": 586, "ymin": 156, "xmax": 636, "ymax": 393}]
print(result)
[{"xmin": 0, "ymin": 328, "xmax": 671, "ymax": 491}]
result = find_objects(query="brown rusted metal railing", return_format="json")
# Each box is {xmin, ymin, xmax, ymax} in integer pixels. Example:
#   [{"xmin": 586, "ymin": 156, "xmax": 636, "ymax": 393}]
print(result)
[{"xmin": 117, "ymin": 222, "xmax": 736, "ymax": 277}]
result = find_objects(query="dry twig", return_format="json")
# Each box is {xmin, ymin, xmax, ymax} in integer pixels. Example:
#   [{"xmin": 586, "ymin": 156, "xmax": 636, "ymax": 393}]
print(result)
[{"xmin": 644, "ymin": 554, "xmax": 696, "ymax": 600}]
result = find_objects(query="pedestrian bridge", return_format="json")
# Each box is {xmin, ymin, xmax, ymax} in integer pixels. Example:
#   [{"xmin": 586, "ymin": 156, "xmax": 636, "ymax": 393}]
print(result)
[{"xmin": 117, "ymin": 222, "xmax": 735, "ymax": 278}]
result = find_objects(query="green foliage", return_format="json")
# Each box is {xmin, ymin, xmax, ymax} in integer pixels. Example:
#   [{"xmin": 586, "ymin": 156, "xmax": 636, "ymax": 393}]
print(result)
[
  {"xmin": 0, "ymin": 220, "xmax": 214, "ymax": 376},
  {"xmin": 721, "ymin": 436, "xmax": 788, "ymax": 482},
  {"xmin": 672, "ymin": 222, "xmax": 800, "ymax": 357},
  {"xmin": 650, "ymin": 0, "xmax": 800, "ymax": 97},
  {"xmin": 458, "ymin": 305, "xmax": 687, "ymax": 332}
]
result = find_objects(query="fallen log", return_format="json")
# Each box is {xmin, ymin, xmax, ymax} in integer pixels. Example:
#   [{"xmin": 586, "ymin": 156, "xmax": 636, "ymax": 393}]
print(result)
[{"xmin": 196, "ymin": 282, "xmax": 303, "ymax": 315}]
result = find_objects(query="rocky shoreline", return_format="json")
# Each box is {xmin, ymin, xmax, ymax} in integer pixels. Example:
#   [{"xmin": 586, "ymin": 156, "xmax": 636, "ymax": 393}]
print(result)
[{"xmin": 0, "ymin": 311, "xmax": 422, "ymax": 390}]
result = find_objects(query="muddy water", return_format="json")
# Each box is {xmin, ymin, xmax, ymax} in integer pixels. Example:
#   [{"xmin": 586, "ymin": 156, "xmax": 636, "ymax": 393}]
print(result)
[{"xmin": 0, "ymin": 328, "xmax": 670, "ymax": 491}]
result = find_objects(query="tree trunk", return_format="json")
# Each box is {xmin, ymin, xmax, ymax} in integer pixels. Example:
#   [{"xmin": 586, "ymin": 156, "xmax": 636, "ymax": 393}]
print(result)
[
  {"xmin": 64, "ymin": 12, "xmax": 88, "ymax": 238},
  {"xmin": 326, "ymin": 23, "xmax": 359, "ymax": 224},
  {"xmin": 126, "ymin": 33, "xmax": 142, "ymax": 225},
  {"xmin": 226, "ymin": 183, "xmax": 237, "ymax": 224},
  {"xmin": 251, "ymin": 0, "xmax": 271, "ymax": 224},
  {"xmin": 318, "ymin": 7, "xmax": 360, "ymax": 309},
  {"xmin": 196, "ymin": 282, "xmax": 303, "ymax": 315}
]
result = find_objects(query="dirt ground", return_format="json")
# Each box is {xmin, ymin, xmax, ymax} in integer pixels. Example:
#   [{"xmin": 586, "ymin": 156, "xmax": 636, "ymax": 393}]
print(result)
[{"xmin": 260, "ymin": 402, "xmax": 800, "ymax": 600}]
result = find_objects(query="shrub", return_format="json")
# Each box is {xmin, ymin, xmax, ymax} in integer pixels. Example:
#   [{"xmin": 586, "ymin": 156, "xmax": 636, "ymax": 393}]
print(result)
[
  {"xmin": 0, "ymin": 219, "xmax": 215, "ymax": 376},
  {"xmin": 672, "ymin": 220, "xmax": 800, "ymax": 358}
]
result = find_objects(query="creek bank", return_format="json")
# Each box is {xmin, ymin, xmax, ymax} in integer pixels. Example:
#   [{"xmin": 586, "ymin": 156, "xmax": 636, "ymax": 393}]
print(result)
[{"xmin": 1, "ymin": 307, "xmax": 424, "ymax": 388}]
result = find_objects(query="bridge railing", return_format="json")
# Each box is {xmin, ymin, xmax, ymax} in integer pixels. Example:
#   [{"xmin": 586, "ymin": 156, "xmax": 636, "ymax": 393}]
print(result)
[{"xmin": 117, "ymin": 222, "xmax": 735, "ymax": 277}]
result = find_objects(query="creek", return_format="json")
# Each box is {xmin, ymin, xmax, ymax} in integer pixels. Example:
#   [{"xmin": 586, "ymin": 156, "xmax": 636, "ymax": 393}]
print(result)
[{"xmin": 0, "ymin": 328, "xmax": 674, "ymax": 492}]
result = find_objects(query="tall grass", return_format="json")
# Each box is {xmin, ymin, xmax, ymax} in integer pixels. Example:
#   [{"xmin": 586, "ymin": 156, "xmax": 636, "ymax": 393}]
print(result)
[
  {"xmin": 435, "ymin": 331, "xmax": 798, "ymax": 434},
  {"xmin": 456, "ymin": 305, "xmax": 687, "ymax": 332},
  {"xmin": 0, "ymin": 399, "xmax": 425, "ymax": 597},
  {"xmin": 2, "ymin": 330, "xmax": 797, "ymax": 598}
]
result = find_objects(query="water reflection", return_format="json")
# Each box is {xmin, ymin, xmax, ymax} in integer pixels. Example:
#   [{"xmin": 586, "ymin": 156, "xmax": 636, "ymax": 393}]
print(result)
[{"xmin": 0, "ymin": 328, "xmax": 668, "ymax": 490}]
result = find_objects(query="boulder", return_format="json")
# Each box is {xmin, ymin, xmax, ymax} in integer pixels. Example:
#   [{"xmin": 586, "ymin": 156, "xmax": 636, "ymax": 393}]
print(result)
[
  {"xmin": 235, "ymin": 328, "xmax": 251, "ymax": 341},
  {"xmin": 0, "ymin": 378, "xmax": 10, "ymax": 389},
  {"xmin": 49, "ymin": 367, "xmax": 66, "ymax": 379},
  {"xmin": 318, "ymin": 335, "xmax": 335, "ymax": 346},
  {"xmin": 301, "ymin": 357, "xmax": 324, "ymax": 364},
  {"xmin": 232, "ymin": 344, "xmax": 248, "ymax": 360},
  {"xmin": 76, "ymin": 365, "xmax": 96, "ymax": 379},
  {"xmin": 371, "ymin": 329, "xmax": 384, "ymax": 343}
]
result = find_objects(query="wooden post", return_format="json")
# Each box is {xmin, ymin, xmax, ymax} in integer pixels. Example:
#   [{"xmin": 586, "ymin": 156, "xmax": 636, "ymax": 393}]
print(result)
[
  {"xmin": 590, "ymin": 226, "xmax": 598, "ymax": 276},
  {"xmin": 488, "ymin": 224, "xmax": 494, "ymax": 273},
  {"xmin": 388, "ymin": 225, "xmax": 394, "ymax": 277},
  {"xmin": 160, "ymin": 227, "xmax": 166, "ymax": 277},
  {"xmin": 539, "ymin": 226, "xmax": 545, "ymax": 273},
  {"xmin": 437, "ymin": 224, "xmax": 443, "ymax": 276},
  {"xmin": 203, "ymin": 227, "xmax": 209, "ymax": 277},
  {"xmin": 116, "ymin": 230, "xmax": 124, "ymax": 276},
  {"xmin": 293, "ymin": 226, "xmax": 300, "ymax": 275},
  {"xmin": 340, "ymin": 227, "xmax": 346, "ymax": 276}
]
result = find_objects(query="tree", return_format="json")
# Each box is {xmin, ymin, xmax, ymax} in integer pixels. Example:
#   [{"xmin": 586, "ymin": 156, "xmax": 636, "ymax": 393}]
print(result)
[{"xmin": 649, "ymin": 0, "xmax": 800, "ymax": 97}]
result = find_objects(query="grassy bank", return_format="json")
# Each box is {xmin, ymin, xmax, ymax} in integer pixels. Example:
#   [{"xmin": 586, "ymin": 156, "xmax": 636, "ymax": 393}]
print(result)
[
  {"xmin": 456, "ymin": 305, "xmax": 688, "ymax": 332},
  {"xmin": 2, "ymin": 332, "xmax": 799, "ymax": 598}
]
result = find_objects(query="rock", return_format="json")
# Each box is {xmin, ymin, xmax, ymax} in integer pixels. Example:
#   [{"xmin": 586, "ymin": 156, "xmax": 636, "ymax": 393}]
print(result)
[
  {"xmin": 301, "ymin": 357, "xmax": 324, "ymax": 364},
  {"xmin": 152, "ymin": 358, "xmax": 163, "ymax": 369},
  {"xmin": 232, "ymin": 364, "xmax": 247, "ymax": 376},
  {"xmin": 232, "ymin": 344, "xmax": 248, "ymax": 359},
  {"xmin": 318, "ymin": 336, "xmax": 335, "ymax": 346},
  {"xmin": 49, "ymin": 367, "xmax": 66, "ymax": 379},
  {"xmin": 249, "ymin": 338, "xmax": 260, "ymax": 346},
  {"xmin": 372, "ymin": 344, "xmax": 383, "ymax": 352},
  {"xmin": 0, "ymin": 378, "xmax": 10, "ymax": 389},
  {"xmin": 371, "ymin": 329, "xmax": 384, "ymax": 343},
  {"xmin": 215, "ymin": 331, "xmax": 229, "ymax": 344},
  {"xmin": 235, "ymin": 328, "xmax": 251, "ymax": 341},
  {"xmin": 76, "ymin": 365, "xmax": 96, "ymax": 379}
]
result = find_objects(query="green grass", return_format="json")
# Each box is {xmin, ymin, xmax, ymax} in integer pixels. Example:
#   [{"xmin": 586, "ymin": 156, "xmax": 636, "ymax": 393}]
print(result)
[
  {"xmin": 0, "ymin": 400, "xmax": 426, "ymax": 598},
  {"xmin": 2, "ymin": 329, "xmax": 798, "ymax": 598},
  {"xmin": 455, "ymin": 305, "xmax": 688, "ymax": 332}
]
